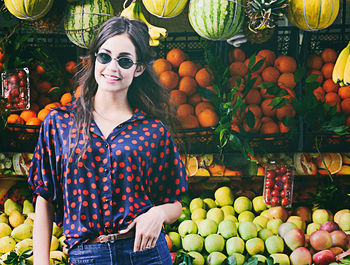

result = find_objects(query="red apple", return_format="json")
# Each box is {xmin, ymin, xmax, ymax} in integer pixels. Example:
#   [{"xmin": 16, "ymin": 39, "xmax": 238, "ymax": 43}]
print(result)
[
  {"xmin": 170, "ymin": 252, "xmax": 177, "ymax": 263},
  {"xmin": 313, "ymin": 250, "xmax": 336, "ymax": 265},
  {"xmin": 268, "ymin": 206, "xmax": 289, "ymax": 222},
  {"xmin": 329, "ymin": 246, "xmax": 344, "ymax": 256},
  {"xmin": 310, "ymin": 230, "xmax": 333, "ymax": 251},
  {"xmin": 284, "ymin": 228, "xmax": 306, "ymax": 251},
  {"xmin": 290, "ymin": 247, "xmax": 312, "ymax": 265},
  {"xmin": 331, "ymin": 230, "xmax": 348, "ymax": 250},
  {"xmin": 165, "ymin": 234, "xmax": 173, "ymax": 251},
  {"xmin": 320, "ymin": 221, "xmax": 340, "ymax": 233},
  {"xmin": 294, "ymin": 206, "xmax": 312, "ymax": 223}
]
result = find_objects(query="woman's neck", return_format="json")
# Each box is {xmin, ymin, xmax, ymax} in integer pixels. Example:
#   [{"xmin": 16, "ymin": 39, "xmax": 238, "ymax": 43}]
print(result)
[{"xmin": 93, "ymin": 90, "xmax": 133, "ymax": 116}]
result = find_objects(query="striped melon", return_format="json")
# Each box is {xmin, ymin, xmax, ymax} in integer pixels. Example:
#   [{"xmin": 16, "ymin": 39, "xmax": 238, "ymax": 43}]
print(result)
[
  {"xmin": 64, "ymin": 0, "xmax": 114, "ymax": 49},
  {"xmin": 188, "ymin": 0, "xmax": 244, "ymax": 41},
  {"xmin": 4, "ymin": 0, "xmax": 54, "ymax": 20},
  {"xmin": 142, "ymin": 0, "xmax": 188, "ymax": 18},
  {"xmin": 286, "ymin": 0, "xmax": 339, "ymax": 31}
]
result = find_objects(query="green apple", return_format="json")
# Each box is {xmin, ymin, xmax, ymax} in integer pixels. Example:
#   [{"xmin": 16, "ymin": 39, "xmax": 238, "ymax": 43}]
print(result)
[
  {"xmin": 198, "ymin": 219, "xmax": 218, "ymax": 237},
  {"xmin": 238, "ymin": 211, "xmax": 255, "ymax": 223},
  {"xmin": 334, "ymin": 209, "xmax": 350, "ymax": 224},
  {"xmin": 191, "ymin": 208, "xmax": 207, "ymax": 222},
  {"xmin": 224, "ymin": 215, "xmax": 238, "ymax": 222},
  {"xmin": 306, "ymin": 222, "xmax": 320, "ymax": 235},
  {"xmin": 178, "ymin": 207, "xmax": 191, "ymax": 222},
  {"xmin": 253, "ymin": 215, "xmax": 269, "ymax": 228},
  {"xmin": 238, "ymin": 221, "xmax": 258, "ymax": 240},
  {"xmin": 182, "ymin": 234, "xmax": 204, "ymax": 252},
  {"xmin": 267, "ymin": 218, "xmax": 283, "ymax": 234},
  {"xmin": 245, "ymin": 237, "xmax": 265, "ymax": 255},
  {"xmin": 226, "ymin": 237, "xmax": 245, "ymax": 255},
  {"xmin": 260, "ymin": 210, "xmax": 269, "ymax": 219},
  {"xmin": 339, "ymin": 212, "xmax": 350, "ymax": 230},
  {"xmin": 230, "ymin": 253, "xmax": 245, "ymax": 265},
  {"xmin": 207, "ymin": 208, "xmax": 224, "ymax": 224},
  {"xmin": 188, "ymin": 251, "xmax": 205, "ymax": 265},
  {"xmin": 270, "ymin": 253, "xmax": 290, "ymax": 265},
  {"xmin": 218, "ymin": 219, "xmax": 237, "ymax": 239},
  {"xmin": 258, "ymin": 228, "xmax": 274, "ymax": 241},
  {"xmin": 203, "ymin": 198, "xmax": 217, "ymax": 210},
  {"xmin": 207, "ymin": 252, "xmax": 227, "ymax": 265},
  {"xmin": 168, "ymin": 232, "xmax": 181, "ymax": 251},
  {"xmin": 255, "ymin": 223, "xmax": 263, "ymax": 232},
  {"xmin": 278, "ymin": 222, "xmax": 298, "ymax": 238},
  {"xmin": 221, "ymin": 205, "xmax": 235, "ymax": 217},
  {"xmin": 214, "ymin": 186, "xmax": 234, "ymax": 207},
  {"xmin": 251, "ymin": 254, "xmax": 267, "ymax": 263},
  {"xmin": 190, "ymin": 198, "xmax": 205, "ymax": 213},
  {"xmin": 234, "ymin": 196, "xmax": 252, "ymax": 214},
  {"xmin": 312, "ymin": 209, "xmax": 331, "ymax": 224},
  {"xmin": 252, "ymin": 196, "xmax": 267, "ymax": 213},
  {"xmin": 178, "ymin": 220, "xmax": 198, "ymax": 237},
  {"xmin": 265, "ymin": 235, "xmax": 284, "ymax": 254},
  {"xmin": 286, "ymin": 216, "xmax": 306, "ymax": 232},
  {"xmin": 205, "ymin": 234, "xmax": 225, "ymax": 253}
]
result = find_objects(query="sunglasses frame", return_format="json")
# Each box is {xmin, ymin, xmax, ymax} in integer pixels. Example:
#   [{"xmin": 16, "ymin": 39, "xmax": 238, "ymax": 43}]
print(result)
[{"xmin": 95, "ymin": 52, "xmax": 138, "ymax": 69}]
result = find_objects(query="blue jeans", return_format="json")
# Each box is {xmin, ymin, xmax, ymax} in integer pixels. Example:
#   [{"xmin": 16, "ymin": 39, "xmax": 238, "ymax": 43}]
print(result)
[{"xmin": 68, "ymin": 232, "xmax": 173, "ymax": 265}]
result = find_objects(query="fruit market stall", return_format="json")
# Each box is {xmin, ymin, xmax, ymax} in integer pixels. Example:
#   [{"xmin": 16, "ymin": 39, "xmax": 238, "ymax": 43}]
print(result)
[{"xmin": 0, "ymin": 0, "xmax": 350, "ymax": 264}]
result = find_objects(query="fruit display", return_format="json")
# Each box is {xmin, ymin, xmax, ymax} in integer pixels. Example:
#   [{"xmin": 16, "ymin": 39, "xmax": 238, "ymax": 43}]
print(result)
[
  {"xmin": 0, "ymin": 153, "xmax": 33, "ymax": 177},
  {"xmin": 166, "ymin": 185, "xmax": 350, "ymax": 265},
  {"xmin": 4, "ymin": 0, "xmax": 54, "ymax": 20},
  {"xmin": 188, "ymin": 0, "xmax": 244, "ymax": 41},
  {"xmin": 333, "ymin": 42, "xmax": 350, "ymax": 88},
  {"xmin": 0, "ymin": 198, "xmax": 68, "ymax": 265},
  {"xmin": 1, "ymin": 68, "xmax": 30, "ymax": 112},
  {"xmin": 142, "ymin": 0, "xmax": 188, "ymax": 18},
  {"xmin": 63, "ymin": 0, "xmax": 115, "ymax": 49}
]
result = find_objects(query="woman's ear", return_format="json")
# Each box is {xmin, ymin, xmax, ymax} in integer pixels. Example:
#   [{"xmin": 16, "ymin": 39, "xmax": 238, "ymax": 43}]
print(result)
[{"xmin": 134, "ymin": 64, "xmax": 145, "ymax": 77}]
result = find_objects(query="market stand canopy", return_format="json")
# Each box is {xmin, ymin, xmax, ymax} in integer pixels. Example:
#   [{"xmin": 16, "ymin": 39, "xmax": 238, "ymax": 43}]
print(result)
[
  {"xmin": 4, "ymin": 0, "xmax": 54, "ymax": 20},
  {"xmin": 64, "ymin": 0, "xmax": 115, "ymax": 49}
]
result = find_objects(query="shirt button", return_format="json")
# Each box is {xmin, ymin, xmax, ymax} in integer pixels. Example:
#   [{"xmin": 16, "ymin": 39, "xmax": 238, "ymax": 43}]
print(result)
[
  {"xmin": 104, "ymin": 168, "xmax": 109, "ymax": 173},
  {"xmin": 117, "ymin": 124, "xmax": 122, "ymax": 128},
  {"xmin": 105, "ymin": 143, "xmax": 109, "ymax": 148},
  {"xmin": 107, "ymin": 228, "xmax": 113, "ymax": 233}
]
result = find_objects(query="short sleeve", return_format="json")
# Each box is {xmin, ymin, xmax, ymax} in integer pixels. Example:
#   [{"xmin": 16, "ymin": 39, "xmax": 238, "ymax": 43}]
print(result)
[
  {"xmin": 27, "ymin": 114, "xmax": 63, "ymax": 226},
  {"xmin": 149, "ymin": 129, "xmax": 188, "ymax": 205}
]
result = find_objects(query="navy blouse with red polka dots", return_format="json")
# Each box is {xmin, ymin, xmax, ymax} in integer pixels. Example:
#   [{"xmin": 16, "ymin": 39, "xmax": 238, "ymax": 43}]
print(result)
[{"xmin": 27, "ymin": 101, "xmax": 188, "ymax": 250}]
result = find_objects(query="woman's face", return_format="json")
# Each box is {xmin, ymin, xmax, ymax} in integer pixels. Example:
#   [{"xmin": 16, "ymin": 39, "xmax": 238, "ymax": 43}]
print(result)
[{"xmin": 94, "ymin": 33, "xmax": 144, "ymax": 95}]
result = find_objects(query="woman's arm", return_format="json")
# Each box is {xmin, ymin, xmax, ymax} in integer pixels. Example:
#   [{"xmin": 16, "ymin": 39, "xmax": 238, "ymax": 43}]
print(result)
[
  {"xmin": 149, "ymin": 200, "xmax": 182, "ymax": 225},
  {"xmin": 33, "ymin": 195, "xmax": 54, "ymax": 265}
]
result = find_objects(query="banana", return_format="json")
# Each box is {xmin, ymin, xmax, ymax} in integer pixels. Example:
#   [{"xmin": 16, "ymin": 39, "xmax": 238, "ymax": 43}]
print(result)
[
  {"xmin": 343, "ymin": 47, "xmax": 350, "ymax": 85},
  {"xmin": 332, "ymin": 41, "xmax": 350, "ymax": 84},
  {"xmin": 120, "ymin": 0, "xmax": 167, "ymax": 46}
]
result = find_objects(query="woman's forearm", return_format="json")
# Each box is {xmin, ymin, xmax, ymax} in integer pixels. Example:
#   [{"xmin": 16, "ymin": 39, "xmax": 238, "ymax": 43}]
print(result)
[
  {"xmin": 150, "ymin": 201, "xmax": 182, "ymax": 225},
  {"xmin": 33, "ymin": 196, "xmax": 54, "ymax": 265}
]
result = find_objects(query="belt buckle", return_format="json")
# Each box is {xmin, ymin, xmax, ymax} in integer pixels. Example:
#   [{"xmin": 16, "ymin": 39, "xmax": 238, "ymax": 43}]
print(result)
[{"xmin": 98, "ymin": 234, "xmax": 117, "ymax": 243}]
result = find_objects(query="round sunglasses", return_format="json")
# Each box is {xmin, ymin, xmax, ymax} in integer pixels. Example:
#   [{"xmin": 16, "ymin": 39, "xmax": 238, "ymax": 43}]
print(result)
[{"xmin": 95, "ymin": 52, "xmax": 137, "ymax": 69}]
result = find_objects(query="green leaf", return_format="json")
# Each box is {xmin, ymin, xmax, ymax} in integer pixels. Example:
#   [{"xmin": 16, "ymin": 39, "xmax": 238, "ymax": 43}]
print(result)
[
  {"xmin": 294, "ymin": 65, "xmax": 306, "ymax": 83},
  {"xmin": 224, "ymin": 255, "xmax": 237, "ymax": 265},
  {"xmin": 20, "ymin": 249, "xmax": 33, "ymax": 259},
  {"xmin": 306, "ymin": 73, "xmax": 321, "ymax": 84},
  {"xmin": 243, "ymin": 257, "xmax": 259, "ymax": 265},
  {"xmin": 266, "ymin": 257, "xmax": 275, "ymax": 265},
  {"xmin": 251, "ymin": 57, "xmax": 265, "ymax": 73},
  {"xmin": 246, "ymin": 109, "xmax": 255, "ymax": 128},
  {"xmin": 248, "ymin": 53, "xmax": 257, "ymax": 69}
]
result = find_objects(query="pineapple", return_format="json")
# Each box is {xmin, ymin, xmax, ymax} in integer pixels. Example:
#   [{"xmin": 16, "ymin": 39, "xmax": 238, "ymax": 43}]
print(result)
[{"xmin": 244, "ymin": 0, "xmax": 287, "ymax": 43}]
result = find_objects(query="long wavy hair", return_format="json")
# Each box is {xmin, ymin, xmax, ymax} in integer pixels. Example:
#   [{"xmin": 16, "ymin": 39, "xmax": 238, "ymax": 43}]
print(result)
[{"xmin": 71, "ymin": 16, "xmax": 178, "ymax": 161}]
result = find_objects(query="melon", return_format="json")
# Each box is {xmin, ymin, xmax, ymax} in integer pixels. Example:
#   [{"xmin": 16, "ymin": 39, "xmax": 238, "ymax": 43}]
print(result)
[
  {"xmin": 64, "ymin": 0, "xmax": 115, "ymax": 49},
  {"xmin": 188, "ymin": 0, "xmax": 244, "ymax": 41},
  {"xmin": 142, "ymin": 0, "xmax": 188, "ymax": 18},
  {"xmin": 4, "ymin": 0, "xmax": 54, "ymax": 20},
  {"xmin": 286, "ymin": 0, "xmax": 339, "ymax": 31}
]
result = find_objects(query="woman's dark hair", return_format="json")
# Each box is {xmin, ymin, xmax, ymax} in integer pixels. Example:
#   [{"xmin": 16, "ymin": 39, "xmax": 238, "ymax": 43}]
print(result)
[{"xmin": 71, "ymin": 16, "xmax": 179, "ymax": 161}]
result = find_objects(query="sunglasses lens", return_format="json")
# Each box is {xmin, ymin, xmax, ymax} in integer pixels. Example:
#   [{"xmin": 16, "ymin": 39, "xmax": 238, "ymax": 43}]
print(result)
[
  {"xmin": 96, "ymin": 53, "xmax": 112, "ymax": 64},
  {"xmin": 118, "ymin": 58, "xmax": 134, "ymax": 69}
]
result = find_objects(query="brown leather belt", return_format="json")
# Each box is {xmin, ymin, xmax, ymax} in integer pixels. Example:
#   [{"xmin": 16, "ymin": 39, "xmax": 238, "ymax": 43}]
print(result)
[{"xmin": 88, "ymin": 230, "xmax": 135, "ymax": 244}]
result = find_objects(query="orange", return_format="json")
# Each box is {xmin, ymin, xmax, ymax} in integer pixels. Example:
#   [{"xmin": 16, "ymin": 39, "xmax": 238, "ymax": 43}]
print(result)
[
  {"xmin": 185, "ymin": 156, "xmax": 198, "ymax": 176},
  {"xmin": 246, "ymin": 104, "xmax": 263, "ymax": 119},
  {"xmin": 260, "ymin": 120, "xmax": 279, "ymax": 134},
  {"xmin": 60, "ymin": 92, "xmax": 73, "ymax": 105},
  {"xmin": 229, "ymin": 61, "xmax": 248, "ymax": 77},
  {"xmin": 282, "ymin": 87, "xmax": 296, "ymax": 102},
  {"xmin": 65, "ymin": 61, "xmax": 77, "ymax": 75},
  {"xmin": 261, "ymin": 116, "xmax": 273, "ymax": 123},
  {"xmin": 321, "ymin": 48, "xmax": 338, "ymax": 63},
  {"xmin": 166, "ymin": 48, "xmax": 187, "ymax": 68},
  {"xmin": 188, "ymin": 93, "xmax": 202, "ymax": 106},
  {"xmin": 276, "ymin": 103, "xmax": 296, "ymax": 121},
  {"xmin": 243, "ymin": 117, "xmax": 262, "ymax": 133},
  {"xmin": 245, "ymin": 88, "xmax": 261, "ymax": 105},
  {"xmin": 257, "ymin": 166, "xmax": 265, "ymax": 176},
  {"xmin": 278, "ymin": 72, "xmax": 296, "ymax": 89},
  {"xmin": 178, "ymin": 61, "xmax": 197, "ymax": 77},
  {"xmin": 260, "ymin": 87, "xmax": 275, "ymax": 99},
  {"xmin": 45, "ymin": 102, "xmax": 61, "ymax": 110},
  {"xmin": 325, "ymin": 92, "xmax": 341, "ymax": 106},
  {"xmin": 308, "ymin": 69, "xmax": 323, "ymax": 83},
  {"xmin": 257, "ymin": 49, "xmax": 276, "ymax": 66},
  {"xmin": 228, "ymin": 48, "xmax": 246, "ymax": 63},
  {"xmin": 338, "ymin": 86, "xmax": 350, "ymax": 99},
  {"xmin": 201, "ymin": 86, "xmax": 216, "ymax": 102},
  {"xmin": 195, "ymin": 67, "xmax": 213, "ymax": 87},
  {"xmin": 341, "ymin": 98, "xmax": 350, "ymax": 114},
  {"xmin": 26, "ymin": 117, "xmax": 42, "ymax": 133},
  {"xmin": 177, "ymin": 104, "xmax": 195, "ymax": 120},
  {"xmin": 197, "ymin": 109, "xmax": 219, "ymax": 127},
  {"xmin": 307, "ymin": 54, "xmax": 323, "ymax": 70},
  {"xmin": 274, "ymin": 55, "xmax": 297, "ymax": 73},
  {"xmin": 321, "ymin": 63, "xmax": 334, "ymax": 79},
  {"xmin": 262, "ymin": 66, "xmax": 280, "ymax": 83},
  {"xmin": 323, "ymin": 79, "xmax": 339, "ymax": 93},
  {"xmin": 228, "ymin": 76, "xmax": 245, "ymax": 91},
  {"xmin": 169, "ymin": 90, "xmax": 187, "ymax": 106},
  {"xmin": 7, "ymin": 114, "xmax": 24, "ymax": 131},
  {"xmin": 231, "ymin": 122, "xmax": 240, "ymax": 133},
  {"xmin": 195, "ymin": 101, "xmax": 215, "ymax": 116},
  {"xmin": 313, "ymin": 86, "xmax": 325, "ymax": 102},
  {"xmin": 315, "ymin": 153, "xmax": 342, "ymax": 174},
  {"xmin": 250, "ymin": 73, "xmax": 263, "ymax": 89},
  {"xmin": 261, "ymin": 98, "xmax": 277, "ymax": 117},
  {"xmin": 36, "ymin": 81, "xmax": 52, "ymax": 94},
  {"xmin": 20, "ymin": 109, "xmax": 37, "ymax": 122},
  {"xmin": 178, "ymin": 76, "xmax": 197, "ymax": 96},
  {"xmin": 208, "ymin": 163, "xmax": 226, "ymax": 176},
  {"xmin": 37, "ymin": 108, "xmax": 50, "ymax": 121},
  {"xmin": 279, "ymin": 121, "xmax": 291, "ymax": 133},
  {"xmin": 180, "ymin": 114, "xmax": 200, "ymax": 129},
  {"xmin": 159, "ymin": 71, "xmax": 179, "ymax": 90},
  {"xmin": 153, "ymin": 58, "xmax": 172, "ymax": 76},
  {"xmin": 35, "ymin": 64, "xmax": 45, "ymax": 75},
  {"xmin": 244, "ymin": 54, "xmax": 267, "ymax": 74}
]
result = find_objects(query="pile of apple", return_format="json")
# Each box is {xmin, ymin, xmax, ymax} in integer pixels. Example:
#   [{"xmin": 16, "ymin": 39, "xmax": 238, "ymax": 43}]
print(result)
[{"xmin": 166, "ymin": 186, "xmax": 350, "ymax": 265}]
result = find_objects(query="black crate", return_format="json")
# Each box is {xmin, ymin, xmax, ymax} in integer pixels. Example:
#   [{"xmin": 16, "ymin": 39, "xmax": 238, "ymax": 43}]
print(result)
[
  {"xmin": 0, "ymin": 125, "xmax": 39, "ymax": 152},
  {"xmin": 303, "ymin": 132, "xmax": 350, "ymax": 152}
]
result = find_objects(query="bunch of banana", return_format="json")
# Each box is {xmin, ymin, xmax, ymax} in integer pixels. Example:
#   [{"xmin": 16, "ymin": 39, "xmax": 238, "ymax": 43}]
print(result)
[
  {"xmin": 120, "ymin": 0, "xmax": 167, "ymax": 46},
  {"xmin": 332, "ymin": 41, "xmax": 350, "ymax": 86}
]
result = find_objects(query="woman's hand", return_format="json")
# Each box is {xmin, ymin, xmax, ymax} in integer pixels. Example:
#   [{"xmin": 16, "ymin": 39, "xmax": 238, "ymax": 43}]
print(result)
[{"xmin": 119, "ymin": 207, "xmax": 165, "ymax": 252}]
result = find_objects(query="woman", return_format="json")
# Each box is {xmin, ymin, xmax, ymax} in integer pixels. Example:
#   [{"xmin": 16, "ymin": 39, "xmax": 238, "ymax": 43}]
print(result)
[{"xmin": 28, "ymin": 16, "xmax": 188, "ymax": 265}]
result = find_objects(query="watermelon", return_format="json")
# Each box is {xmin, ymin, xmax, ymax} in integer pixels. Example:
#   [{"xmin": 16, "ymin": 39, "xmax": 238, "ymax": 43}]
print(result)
[
  {"xmin": 142, "ymin": 0, "xmax": 188, "ymax": 18},
  {"xmin": 64, "ymin": 0, "xmax": 114, "ymax": 49},
  {"xmin": 4, "ymin": 0, "xmax": 54, "ymax": 20},
  {"xmin": 188, "ymin": 0, "xmax": 244, "ymax": 41}
]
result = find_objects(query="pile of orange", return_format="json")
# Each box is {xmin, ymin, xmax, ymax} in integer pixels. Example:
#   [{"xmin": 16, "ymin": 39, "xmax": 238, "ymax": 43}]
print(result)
[
  {"xmin": 153, "ymin": 48, "xmax": 219, "ymax": 129},
  {"xmin": 228, "ymin": 48, "xmax": 298, "ymax": 134},
  {"xmin": 307, "ymin": 48, "xmax": 350, "ymax": 128}
]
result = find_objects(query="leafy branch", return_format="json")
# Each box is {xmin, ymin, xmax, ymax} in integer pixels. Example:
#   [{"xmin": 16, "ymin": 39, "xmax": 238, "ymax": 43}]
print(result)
[{"xmin": 3, "ymin": 249, "xmax": 33, "ymax": 265}]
